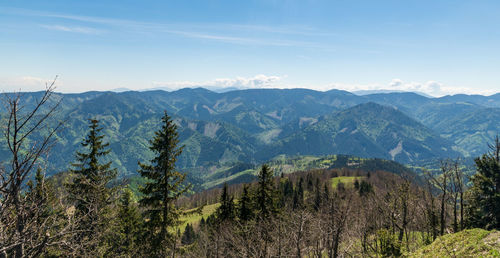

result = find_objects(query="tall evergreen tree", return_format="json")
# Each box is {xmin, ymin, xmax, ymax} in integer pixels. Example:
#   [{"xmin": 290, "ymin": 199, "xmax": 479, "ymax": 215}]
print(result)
[
  {"xmin": 314, "ymin": 178, "xmax": 322, "ymax": 211},
  {"xmin": 323, "ymin": 182, "xmax": 330, "ymax": 203},
  {"xmin": 238, "ymin": 184, "xmax": 253, "ymax": 221},
  {"xmin": 111, "ymin": 188, "xmax": 141, "ymax": 256},
  {"xmin": 217, "ymin": 183, "xmax": 235, "ymax": 222},
  {"xmin": 26, "ymin": 169, "xmax": 57, "ymax": 225},
  {"xmin": 138, "ymin": 111, "xmax": 190, "ymax": 256},
  {"xmin": 465, "ymin": 136, "xmax": 500, "ymax": 229},
  {"xmin": 293, "ymin": 177, "xmax": 304, "ymax": 210},
  {"xmin": 256, "ymin": 164, "xmax": 275, "ymax": 218},
  {"xmin": 283, "ymin": 179, "xmax": 294, "ymax": 199},
  {"xmin": 67, "ymin": 119, "xmax": 116, "ymax": 254},
  {"xmin": 181, "ymin": 224, "xmax": 196, "ymax": 245}
]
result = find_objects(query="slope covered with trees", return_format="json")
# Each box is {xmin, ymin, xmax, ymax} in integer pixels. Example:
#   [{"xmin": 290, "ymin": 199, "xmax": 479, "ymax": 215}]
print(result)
[{"xmin": 4, "ymin": 88, "xmax": 496, "ymax": 178}]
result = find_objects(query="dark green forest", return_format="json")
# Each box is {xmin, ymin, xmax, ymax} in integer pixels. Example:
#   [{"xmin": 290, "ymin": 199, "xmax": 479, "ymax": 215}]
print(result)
[{"xmin": 1, "ymin": 86, "xmax": 500, "ymax": 257}]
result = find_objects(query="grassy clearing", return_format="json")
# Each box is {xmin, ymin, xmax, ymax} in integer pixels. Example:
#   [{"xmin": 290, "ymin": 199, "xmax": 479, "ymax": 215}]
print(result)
[
  {"xmin": 203, "ymin": 169, "xmax": 255, "ymax": 189},
  {"xmin": 330, "ymin": 176, "xmax": 364, "ymax": 188},
  {"xmin": 178, "ymin": 203, "xmax": 220, "ymax": 232},
  {"xmin": 409, "ymin": 229, "xmax": 500, "ymax": 257}
]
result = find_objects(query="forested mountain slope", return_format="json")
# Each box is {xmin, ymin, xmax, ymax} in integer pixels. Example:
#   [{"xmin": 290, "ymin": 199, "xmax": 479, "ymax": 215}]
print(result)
[{"xmin": 0, "ymin": 88, "xmax": 498, "ymax": 177}]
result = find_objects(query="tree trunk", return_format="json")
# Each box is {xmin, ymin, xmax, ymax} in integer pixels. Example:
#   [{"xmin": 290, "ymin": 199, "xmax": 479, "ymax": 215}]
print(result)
[
  {"xmin": 453, "ymin": 194, "xmax": 458, "ymax": 232},
  {"xmin": 440, "ymin": 176, "xmax": 447, "ymax": 236},
  {"xmin": 460, "ymin": 191, "xmax": 464, "ymax": 230}
]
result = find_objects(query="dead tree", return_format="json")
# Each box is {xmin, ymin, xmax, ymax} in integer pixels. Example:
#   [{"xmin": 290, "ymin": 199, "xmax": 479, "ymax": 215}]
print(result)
[
  {"xmin": 450, "ymin": 159, "xmax": 465, "ymax": 232},
  {"xmin": 0, "ymin": 77, "xmax": 64, "ymax": 257},
  {"xmin": 425, "ymin": 161, "xmax": 452, "ymax": 237}
]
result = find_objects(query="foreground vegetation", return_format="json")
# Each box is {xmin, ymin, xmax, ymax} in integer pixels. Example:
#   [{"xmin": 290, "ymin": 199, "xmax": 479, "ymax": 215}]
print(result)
[{"xmin": 409, "ymin": 228, "xmax": 500, "ymax": 257}]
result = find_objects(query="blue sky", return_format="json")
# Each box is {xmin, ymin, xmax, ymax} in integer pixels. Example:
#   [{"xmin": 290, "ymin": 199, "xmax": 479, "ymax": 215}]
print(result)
[{"xmin": 0, "ymin": 0, "xmax": 499, "ymax": 96}]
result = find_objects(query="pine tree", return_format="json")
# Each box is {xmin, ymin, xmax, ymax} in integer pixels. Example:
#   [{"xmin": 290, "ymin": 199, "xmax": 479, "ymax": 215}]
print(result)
[
  {"xmin": 238, "ymin": 184, "xmax": 253, "ymax": 221},
  {"xmin": 67, "ymin": 119, "xmax": 116, "ymax": 253},
  {"xmin": 138, "ymin": 111, "xmax": 190, "ymax": 255},
  {"xmin": 465, "ymin": 136, "xmax": 500, "ymax": 229},
  {"xmin": 217, "ymin": 183, "xmax": 235, "ymax": 222}
]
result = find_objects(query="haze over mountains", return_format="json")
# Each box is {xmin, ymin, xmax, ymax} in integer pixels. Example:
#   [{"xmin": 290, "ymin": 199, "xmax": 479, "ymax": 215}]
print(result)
[{"xmin": 1, "ymin": 88, "xmax": 498, "ymax": 177}]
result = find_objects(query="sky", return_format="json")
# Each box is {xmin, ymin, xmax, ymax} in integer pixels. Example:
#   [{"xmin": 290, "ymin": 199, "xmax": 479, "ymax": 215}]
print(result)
[{"xmin": 0, "ymin": 0, "xmax": 499, "ymax": 96}]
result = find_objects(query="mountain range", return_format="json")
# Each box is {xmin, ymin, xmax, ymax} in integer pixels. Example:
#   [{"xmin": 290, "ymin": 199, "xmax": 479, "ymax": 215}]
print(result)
[{"xmin": 1, "ymin": 88, "xmax": 498, "ymax": 178}]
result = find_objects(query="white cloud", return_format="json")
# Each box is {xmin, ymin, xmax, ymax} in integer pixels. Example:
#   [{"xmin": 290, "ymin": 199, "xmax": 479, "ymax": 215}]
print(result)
[
  {"xmin": 40, "ymin": 24, "xmax": 103, "ymax": 34},
  {"xmin": 151, "ymin": 74, "xmax": 283, "ymax": 90},
  {"xmin": 150, "ymin": 76, "xmax": 497, "ymax": 97},
  {"xmin": 326, "ymin": 79, "xmax": 497, "ymax": 97},
  {"xmin": 0, "ymin": 76, "xmax": 61, "ymax": 92}
]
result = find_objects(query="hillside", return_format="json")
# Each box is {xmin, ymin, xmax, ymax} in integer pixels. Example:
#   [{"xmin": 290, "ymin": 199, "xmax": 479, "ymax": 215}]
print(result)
[
  {"xmin": 410, "ymin": 229, "xmax": 500, "ymax": 257},
  {"xmin": 1, "ymin": 88, "xmax": 498, "ymax": 178},
  {"xmin": 266, "ymin": 103, "xmax": 458, "ymax": 163},
  {"xmin": 194, "ymin": 154, "xmax": 416, "ymax": 189}
]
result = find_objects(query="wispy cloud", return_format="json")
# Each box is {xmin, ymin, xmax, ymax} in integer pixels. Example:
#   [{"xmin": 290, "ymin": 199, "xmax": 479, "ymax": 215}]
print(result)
[
  {"xmin": 2, "ymin": 7, "xmax": 333, "ymax": 48},
  {"xmin": 40, "ymin": 24, "xmax": 103, "ymax": 34}
]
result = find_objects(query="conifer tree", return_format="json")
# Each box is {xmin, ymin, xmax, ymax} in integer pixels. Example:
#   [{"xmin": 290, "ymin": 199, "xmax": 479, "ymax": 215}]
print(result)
[
  {"xmin": 306, "ymin": 173, "xmax": 314, "ymax": 191},
  {"xmin": 217, "ymin": 183, "xmax": 235, "ymax": 222},
  {"xmin": 68, "ymin": 119, "xmax": 116, "ymax": 253},
  {"xmin": 314, "ymin": 178, "xmax": 322, "ymax": 211},
  {"xmin": 466, "ymin": 136, "xmax": 500, "ymax": 229},
  {"xmin": 23, "ymin": 168, "xmax": 63, "ymax": 256},
  {"xmin": 256, "ymin": 164, "xmax": 275, "ymax": 218},
  {"xmin": 112, "ymin": 188, "xmax": 141, "ymax": 256},
  {"xmin": 238, "ymin": 184, "xmax": 253, "ymax": 221},
  {"xmin": 359, "ymin": 181, "xmax": 374, "ymax": 196},
  {"xmin": 283, "ymin": 179, "xmax": 294, "ymax": 199},
  {"xmin": 138, "ymin": 111, "xmax": 190, "ymax": 255},
  {"xmin": 181, "ymin": 224, "xmax": 196, "ymax": 245},
  {"xmin": 293, "ymin": 177, "xmax": 304, "ymax": 210},
  {"xmin": 323, "ymin": 182, "xmax": 330, "ymax": 203},
  {"xmin": 26, "ymin": 169, "xmax": 56, "ymax": 224}
]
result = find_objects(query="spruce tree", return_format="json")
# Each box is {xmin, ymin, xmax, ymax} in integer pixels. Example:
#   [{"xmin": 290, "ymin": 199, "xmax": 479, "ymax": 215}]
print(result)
[
  {"xmin": 68, "ymin": 119, "xmax": 116, "ymax": 253},
  {"xmin": 112, "ymin": 188, "xmax": 141, "ymax": 256},
  {"xmin": 238, "ymin": 184, "xmax": 253, "ymax": 221},
  {"xmin": 217, "ymin": 183, "xmax": 234, "ymax": 222},
  {"xmin": 359, "ymin": 181, "xmax": 374, "ymax": 196},
  {"xmin": 26, "ymin": 169, "xmax": 56, "ymax": 223},
  {"xmin": 314, "ymin": 178, "xmax": 322, "ymax": 211},
  {"xmin": 138, "ymin": 111, "xmax": 190, "ymax": 255},
  {"xmin": 323, "ymin": 182, "xmax": 330, "ymax": 203},
  {"xmin": 181, "ymin": 224, "xmax": 196, "ymax": 245},
  {"xmin": 466, "ymin": 136, "xmax": 500, "ymax": 229},
  {"xmin": 293, "ymin": 177, "xmax": 304, "ymax": 210},
  {"xmin": 256, "ymin": 164, "xmax": 275, "ymax": 218}
]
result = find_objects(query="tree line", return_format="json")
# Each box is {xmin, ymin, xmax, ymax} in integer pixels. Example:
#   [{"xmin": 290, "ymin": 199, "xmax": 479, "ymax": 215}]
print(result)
[{"xmin": 1, "ymin": 84, "xmax": 499, "ymax": 257}]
